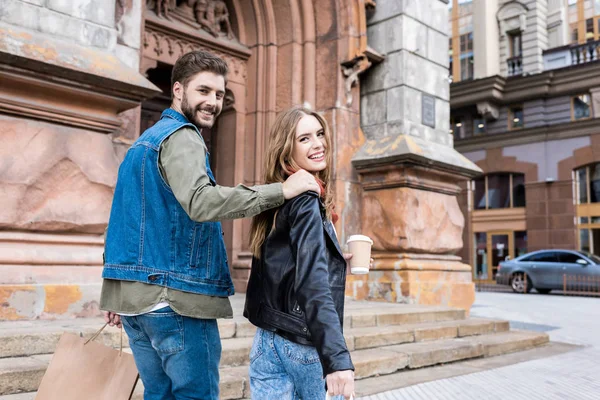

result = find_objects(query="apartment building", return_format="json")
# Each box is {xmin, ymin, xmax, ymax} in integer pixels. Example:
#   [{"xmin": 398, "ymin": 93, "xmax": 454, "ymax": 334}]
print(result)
[{"xmin": 450, "ymin": 0, "xmax": 600, "ymax": 281}]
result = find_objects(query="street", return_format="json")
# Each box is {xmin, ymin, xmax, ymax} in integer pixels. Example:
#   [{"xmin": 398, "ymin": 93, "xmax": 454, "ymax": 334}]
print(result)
[{"xmin": 359, "ymin": 292, "xmax": 600, "ymax": 399}]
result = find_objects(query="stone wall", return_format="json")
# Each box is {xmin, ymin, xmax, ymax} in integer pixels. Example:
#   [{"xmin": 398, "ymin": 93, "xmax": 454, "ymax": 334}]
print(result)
[{"xmin": 0, "ymin": 0, "xmax": 156, "ymax": 319}]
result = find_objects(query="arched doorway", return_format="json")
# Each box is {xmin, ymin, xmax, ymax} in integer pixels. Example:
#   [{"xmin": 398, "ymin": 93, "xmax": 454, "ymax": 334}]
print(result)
[{"xmin": 140, "ymin": 0, "xmax": 369, "ymax": 291}]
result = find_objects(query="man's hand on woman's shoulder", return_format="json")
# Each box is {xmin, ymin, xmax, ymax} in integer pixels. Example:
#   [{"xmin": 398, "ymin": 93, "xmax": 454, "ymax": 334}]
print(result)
[{"xmin": 282, "ymin": 169, "xmax": 321, "ymax": 199}]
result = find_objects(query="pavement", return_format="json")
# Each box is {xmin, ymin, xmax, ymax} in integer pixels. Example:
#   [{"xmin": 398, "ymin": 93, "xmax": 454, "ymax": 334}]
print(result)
[{"xmin": 358, "ymin": 291, "xmax": 600, "ymax": 400}]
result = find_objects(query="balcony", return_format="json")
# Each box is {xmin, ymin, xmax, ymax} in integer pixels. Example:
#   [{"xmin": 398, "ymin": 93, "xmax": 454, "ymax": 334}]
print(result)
[
  {"xmin": 507, "ymin": 56, "xmax": 523, "ymax": 76},
  {"xmin": 544, "ymin": 40, "xmax": 600, "ymax": 71}
]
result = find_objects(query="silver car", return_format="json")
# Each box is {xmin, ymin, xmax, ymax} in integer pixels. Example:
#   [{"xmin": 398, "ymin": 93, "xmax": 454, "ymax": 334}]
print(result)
[{"xmin": 495, "ymin": 249, "xmax": 600, "ymax": 294}]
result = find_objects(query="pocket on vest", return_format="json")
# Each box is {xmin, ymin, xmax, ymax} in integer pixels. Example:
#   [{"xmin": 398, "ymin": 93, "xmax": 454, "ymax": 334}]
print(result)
[{"xmin": 188, "ymin": 222, "xmax": 227, "ymax": 282}]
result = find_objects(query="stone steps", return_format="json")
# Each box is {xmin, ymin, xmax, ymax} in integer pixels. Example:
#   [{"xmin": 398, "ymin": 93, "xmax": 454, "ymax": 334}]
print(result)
[
  {"xmin": 0, "ymin": 314, "xmax": 545, "ymax": 398},
  {"xmin": 0, "ymin": 305, "xmax": 465, "ymax": 358},
  {"xmin": 0, "ymin": 330, "xmax": 549, "ymax": 399}
]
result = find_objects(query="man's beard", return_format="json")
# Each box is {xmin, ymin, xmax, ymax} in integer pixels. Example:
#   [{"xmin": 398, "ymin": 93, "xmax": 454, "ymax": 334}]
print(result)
[{"xmin": 181, "ymin": 94, "xmax": 219, "ymax": 129}]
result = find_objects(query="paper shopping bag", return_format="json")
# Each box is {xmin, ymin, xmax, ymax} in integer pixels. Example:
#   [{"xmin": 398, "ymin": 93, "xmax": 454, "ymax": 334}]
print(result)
[{"xmin": 36, "ymin": 323, "xmax": 139, "ymax": 400}]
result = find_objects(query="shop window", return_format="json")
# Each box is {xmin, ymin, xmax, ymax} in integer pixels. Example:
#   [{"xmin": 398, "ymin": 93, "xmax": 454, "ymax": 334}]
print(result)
[
  {"xmin": 572, "ymin": 94, "xmax": 592, "ymax": 120},
  {"xmin": 509, "ymin": 106, "xmax": 524, "ymax": 130},
  {"xmin": 472, "ymin": 173, "xmax": 526, "ymax": 210}
]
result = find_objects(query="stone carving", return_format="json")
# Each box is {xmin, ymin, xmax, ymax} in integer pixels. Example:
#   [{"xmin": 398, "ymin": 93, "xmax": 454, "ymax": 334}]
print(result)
[
  {"xmin": 342, "ymin": 55, "xmax": 372, "ymax": 107},
  {"xmin": 195, "ymin": 0, "xmax": 235, "ymax": 39},
  {"xmin": 143, "ymin": 28, "xmax": 247, "ymax": 81},
  {"xmin": 148, "ymin": 0, "xmax": 177, "ymax": 19},
  {"xmin": 476, "ymin": 101, "xmax": 500, "ymax": 120},
  {"xmin": 496, "ymin": 1, "xmax": 528, "ymax": 35},
  {"xmin": 115, "ymin": 0, "xmax": 127, "ymax": 25},
  {"xmin": 147, "ymin": 0, "xmax": 235, "ymax": 40},
  {"xmin": 341, "ymin": 47, "xmax": 384, "ymax": 107},
  {"xmin": 223, "ymin": 90, "xmax": 235, "ymax": 110}
]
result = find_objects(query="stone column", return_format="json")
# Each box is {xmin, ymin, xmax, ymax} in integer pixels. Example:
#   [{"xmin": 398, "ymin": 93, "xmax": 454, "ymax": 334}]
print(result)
[
  {"xmin": 350, "ymin": 0, "xmax": 481, "ymax": 313},
  {"xmin": 473, "ymin": 0, "xmax": 500, "ymax": 79}
]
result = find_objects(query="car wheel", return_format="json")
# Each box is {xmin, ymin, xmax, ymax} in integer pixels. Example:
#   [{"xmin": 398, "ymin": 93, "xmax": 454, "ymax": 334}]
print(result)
[
  {"xmin": 511, "ymin": 273, "xmax": 532, "ymax": 294},
  {"xmin": 536, "ymin": 288, "xmax": 551, "ymax": 294}
]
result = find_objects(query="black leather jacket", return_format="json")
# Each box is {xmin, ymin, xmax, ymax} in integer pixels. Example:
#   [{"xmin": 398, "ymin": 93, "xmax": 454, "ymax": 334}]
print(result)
[{"xmin": 243, "ymin": 192, "xmax": 354, "ymax": 376}]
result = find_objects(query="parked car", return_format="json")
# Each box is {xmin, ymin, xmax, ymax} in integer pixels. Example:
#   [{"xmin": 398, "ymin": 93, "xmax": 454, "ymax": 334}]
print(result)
[{"xmin": 495, "ymin": 249, "xmax": 600, "ymax": 294}]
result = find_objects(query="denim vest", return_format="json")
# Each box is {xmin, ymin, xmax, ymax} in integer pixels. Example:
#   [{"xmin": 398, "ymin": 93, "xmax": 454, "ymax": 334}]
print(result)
[{"xmin": 102, "ymin": 109, "xmax": 234, "ymax": 297}]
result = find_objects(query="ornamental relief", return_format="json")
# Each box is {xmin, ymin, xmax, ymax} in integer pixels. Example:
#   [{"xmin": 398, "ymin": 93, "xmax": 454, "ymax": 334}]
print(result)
[
  {"xmin": 142, "ymin": 28, "xmax": 247, "ymax": 83},
  {"xmin": 146, "ymin": 0, "xmax": 236, "ymax": 40}
]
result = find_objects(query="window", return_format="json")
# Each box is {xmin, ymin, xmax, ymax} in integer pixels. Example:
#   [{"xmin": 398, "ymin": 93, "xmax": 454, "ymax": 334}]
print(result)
[
  {"xmin": 558, "ymin": 252, "xmax": 586, "ymax": 264},
  {"xmin": 474, "ymin": 177, "xmax": 486, "ymax": 210},
  {"xmin": 509, "ymin": 106, "xmax": 524, "ymax": 129},
  {"xmin": 460, "ymin": 33, "xmax": 473, "ymax": 53},
  {"xmin": 577, "ymin": 251, "xmax": 600, "ymax": 264},
  {"xmin": 572, "ymin": 94, "xmax": 592, "ymax": 120},
  {"xmin": 460, "ymin": 56, "xmax": 474, "ymax": 80},
  {"xmin": 473, "ymin": 118, "xmax": 486, "ymax": 135},
  {"xmin": 512, "ymin": 174, "xmax": 526, "ymax": 207},
  {"xmin": 487, "ymin": 174, "xmax": 511, "ymax": 209},
  {"xmin": 522, "ymin": 252, "xmax": 559, "ymax": 263},
  {"xmin": 508, "ymin": 32, "xmax": 522, "ymax": 57},
  {"xmin": 575, "ymin": 164, "xmax": 600, "ymax": 204},
  {"xmin": 450, "ymin": 117, "xmax": 464, "ymax": 139},
  {"xmin": 472, "ymin": 173, "xmax": 526, "ymax": 210}
]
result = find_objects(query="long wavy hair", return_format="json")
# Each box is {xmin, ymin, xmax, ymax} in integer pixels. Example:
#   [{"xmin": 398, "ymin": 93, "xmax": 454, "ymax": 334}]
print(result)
[{"xmin": 249, "ymin": 106, "xmax": 334, "ymax": 258}]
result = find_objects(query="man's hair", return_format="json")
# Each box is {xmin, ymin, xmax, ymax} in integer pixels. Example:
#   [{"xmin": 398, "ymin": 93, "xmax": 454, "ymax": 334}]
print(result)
[{"xmin": 171, "ymin": 50, "xmax": 229, "ymax": 90}]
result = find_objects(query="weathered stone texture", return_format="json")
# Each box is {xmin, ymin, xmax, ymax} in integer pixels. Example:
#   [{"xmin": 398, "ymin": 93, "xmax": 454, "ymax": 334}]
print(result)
[
  {"xmin": 363, "ymin": 189, "xmax": 464, "ymax": 254},
  {"xmin": 0, "ymin": 0, "xmax": 118, "ymax": 50},
  {"xmin": 46, "ymin": 0, "xmax": 116, "ymax": 28},
  {"xmin": 0, "ymin": 117, "xmax": 119, "ymax": 233}
]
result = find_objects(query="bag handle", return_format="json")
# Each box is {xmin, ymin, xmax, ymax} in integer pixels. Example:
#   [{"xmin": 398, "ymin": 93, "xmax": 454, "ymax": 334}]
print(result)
[{"xmin": 84, "ymin": 322, "xmax": 126, "ymax": 355}]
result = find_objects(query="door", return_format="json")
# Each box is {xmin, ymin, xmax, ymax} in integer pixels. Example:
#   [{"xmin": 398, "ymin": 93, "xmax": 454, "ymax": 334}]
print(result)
[
  {"xmin": 523, "ymin": 251, "xmax": 560, "ymax": 288},
  {"xmin": 557, "ymin": 251, "xmax": 596, "ymax": 291},
  {"xmin": 487, "ymin": 232, "xmax": 514, "ymax": 281}
]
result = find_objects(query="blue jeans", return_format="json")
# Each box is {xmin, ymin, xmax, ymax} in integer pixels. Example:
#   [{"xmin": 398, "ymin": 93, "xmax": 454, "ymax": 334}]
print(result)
[
  {"xmin": 249, "ymin": 328, "xmax": 344, "ymax": 400},
  {"xmin": 121, "ymin": 306, "xmax": 221, "ymax": 400}
]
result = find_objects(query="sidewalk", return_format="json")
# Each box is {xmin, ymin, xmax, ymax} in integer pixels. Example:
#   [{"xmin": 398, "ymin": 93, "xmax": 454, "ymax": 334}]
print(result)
[
  {"xmin": 359, "ymin": 291, "xmax": 600, "ymax": 400},
  {"xmin": 359, "ymin": 347, "xmax": 600, "ymax": 400}
]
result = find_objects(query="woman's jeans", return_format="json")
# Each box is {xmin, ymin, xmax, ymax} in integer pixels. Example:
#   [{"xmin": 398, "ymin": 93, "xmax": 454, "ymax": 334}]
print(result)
[
  {"xmin": 121, "ymin": 306, "xmax": 221, "ymax": 400},
  {"xmin": 249, "ymin": 328, "xmax": 344, "ymax": 400}
]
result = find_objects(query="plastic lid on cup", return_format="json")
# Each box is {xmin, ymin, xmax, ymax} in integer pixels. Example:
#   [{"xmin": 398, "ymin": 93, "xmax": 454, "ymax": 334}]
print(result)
[{"xmin": 346, "ymin": 234, "xmax": 373, "ymax": 245}]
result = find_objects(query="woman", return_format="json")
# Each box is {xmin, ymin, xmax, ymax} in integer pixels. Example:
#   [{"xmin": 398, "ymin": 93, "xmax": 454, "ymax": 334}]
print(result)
[{"xmin": 244, "ymin": 106, "xmax": 355, "ymax": 400}]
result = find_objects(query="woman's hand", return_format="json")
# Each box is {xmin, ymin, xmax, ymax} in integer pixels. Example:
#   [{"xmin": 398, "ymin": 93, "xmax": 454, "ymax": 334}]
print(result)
[{"xmin": 326, "ymin": 369, "xmax": 355, "ymax": 399}]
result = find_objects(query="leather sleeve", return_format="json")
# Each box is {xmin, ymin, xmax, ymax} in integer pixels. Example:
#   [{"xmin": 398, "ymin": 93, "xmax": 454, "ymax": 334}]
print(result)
[{"xmin": 286, "ymin": 193, "xmax": 354, "ymax": 376}]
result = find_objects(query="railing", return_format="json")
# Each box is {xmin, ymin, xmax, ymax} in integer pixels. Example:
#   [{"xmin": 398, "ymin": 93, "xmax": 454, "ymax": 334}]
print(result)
[
  {"xmin": 507, "ymin": 56, "xmax": 523, "ymax": 76},
  {"xmin": 544, "ymin": 39, "xmax": 600, "ymax": 70},
  {"xmin": 570, "ymin": 40, "xmax": 600, "ymax": 65},
  {"xmin": 474, "ymin": 273, "xmax": 600, "ymax": 297},
  {"xmin": 563, "ymin": 275, "xmax": 600, "ymax": 297}
]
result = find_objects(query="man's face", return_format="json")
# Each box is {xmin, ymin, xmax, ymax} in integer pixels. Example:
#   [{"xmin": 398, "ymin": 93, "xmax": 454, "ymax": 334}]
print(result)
[{"xmin": 177, "ymin": 71, "xmax": 225, "ymax": 129}]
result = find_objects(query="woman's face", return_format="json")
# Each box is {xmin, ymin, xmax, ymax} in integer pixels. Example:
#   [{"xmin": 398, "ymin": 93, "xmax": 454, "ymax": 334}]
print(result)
[{"xmin": 291, "ymin": 115, "xmax": 327, "ymax": 173}]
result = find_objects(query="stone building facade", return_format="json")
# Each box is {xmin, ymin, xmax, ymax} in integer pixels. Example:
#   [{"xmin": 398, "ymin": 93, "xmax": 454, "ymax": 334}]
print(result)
[
  {"xmin": 451, "ymin": 0, "xmax": 600, "ymax": 283},
  {"xmin": 0, "ymin": 0, "xmax": 478, "ymax": 320}
]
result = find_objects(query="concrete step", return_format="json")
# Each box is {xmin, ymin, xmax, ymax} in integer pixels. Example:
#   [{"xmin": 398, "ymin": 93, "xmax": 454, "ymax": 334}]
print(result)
[
  {"xmin": 0, "ymin": 329, "xmax": 548, "ymax": 397},
  {"xmin": 0, "ymin": 317, "xmax": 255, "ymax": 359},
  {"xmin": 0, "ymin": 304, "xmax": 465, "ymax": 359},
  {"xmin": 346, "ymin": 318, "xmax": 509, "ymax": 351}
]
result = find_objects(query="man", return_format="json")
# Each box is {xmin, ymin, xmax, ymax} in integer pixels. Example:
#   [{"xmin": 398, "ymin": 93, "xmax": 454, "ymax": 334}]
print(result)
[{"xmin": 101, "ymin": 50, "xmax": 321, "ymax": 400}]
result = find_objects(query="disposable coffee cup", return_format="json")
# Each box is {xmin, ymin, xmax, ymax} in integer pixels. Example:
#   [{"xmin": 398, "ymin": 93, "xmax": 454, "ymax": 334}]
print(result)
[{"xmin": 346, "ymin": 234, "xmax": 373, "ymax": 274}]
